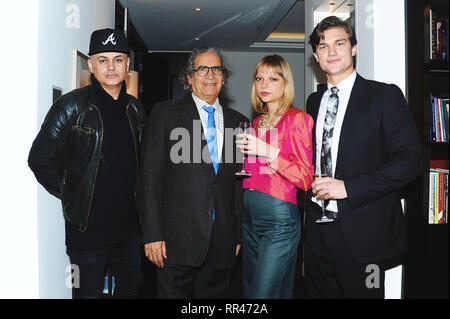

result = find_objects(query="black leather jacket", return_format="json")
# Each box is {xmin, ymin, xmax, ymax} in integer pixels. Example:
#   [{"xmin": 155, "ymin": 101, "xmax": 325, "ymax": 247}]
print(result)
[{"xmin": 28, "ymin": 85, "xmax": 146, "ymax": 232}]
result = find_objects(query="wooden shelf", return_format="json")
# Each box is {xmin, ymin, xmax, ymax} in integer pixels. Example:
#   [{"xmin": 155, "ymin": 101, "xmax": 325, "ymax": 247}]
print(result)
[
  {"xmin": 426, "ymin": 142, "xmax": 450, "ymax": 149},
  {"xmin": 425, "ymin": 60, "xmax": 449, "ymax": 72}
]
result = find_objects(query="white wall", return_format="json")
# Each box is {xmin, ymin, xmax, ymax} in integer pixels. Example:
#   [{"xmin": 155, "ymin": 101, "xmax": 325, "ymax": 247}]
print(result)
[
  {"xmin": 356, "ymin": 0, "xmax": 406, "ymax": 92},
  {"xmin": 0, "ymin": 0, "xmax": 114, "ymax": 299},
  {"xmin": 354, "ymin": 0, "xmax": 375, "ymax": 80},
  {"xmin": 36, "ymin": 0, "xmax": 115, "ymax": 298},
  {"xmin": 224, "ymin": 51, "xmax": 305, "ymax": 120},
  {"xmin": 373, "ymin": 0, "xmax": 406, "ymax": 93},
  {"xmin": 0, "ymin": 0, "xmax": 40, "ymax": 299}
]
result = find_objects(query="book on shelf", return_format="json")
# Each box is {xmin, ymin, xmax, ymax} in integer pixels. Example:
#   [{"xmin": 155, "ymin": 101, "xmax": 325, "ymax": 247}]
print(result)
[
  {"xmin": 430, "ymin": 94, "xmax": 436, "ymax": 142},
  {"xmin": 442, "ymin": 98, "xmax": 448, "ymax": 142},
  {"xmin": 444, "ymin": 173, "xmax": 447, "ymax": 224},
  {"xmin": 446, "ymin": 18, "xmax": 449, "ymax": 60},
  {"xmin": 437, "ymin": 97, "xmax": 443, "ymax": 141},
  {"xmin": 436, "ymin": 21, "xmax": 444, "ymax": 59},
  {"xmin": 429, "ymin": 95, "xmax": 449, "ymax": 142},
  {"xmin": 430, "ymin": 159, "xmax": 449, "ymax": 169},
  {"xmin": 427, "ymin": 8, "xmax": 449, "ymax": 61},
  {"xmin": 444, "ymin": 98, "xmax": 450, "ymax": 140},
  {"xmin": 439, "ymin": 98, "xmax": 445, "ymax": 142},
  {"xmin": 428, "ymin": 168, "xmax": 449, "ymax": 224},
  {"xmin": 438, "ymin": 172, "xmax": 444, "ymax": 223},
  {"xmin": 429, "ymin": 171, "xmax": 435, "ymax": 224}
]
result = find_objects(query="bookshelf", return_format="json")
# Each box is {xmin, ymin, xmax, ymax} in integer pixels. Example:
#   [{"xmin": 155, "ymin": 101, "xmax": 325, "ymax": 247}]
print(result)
[{"xmin": 405, "ymin": 0, "xmax": 449, "ymax": 298}]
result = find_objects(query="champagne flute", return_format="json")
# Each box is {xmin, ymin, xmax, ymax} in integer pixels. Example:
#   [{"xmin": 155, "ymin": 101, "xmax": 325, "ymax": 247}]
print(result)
[
  {"xmin": 315, "ymin": 163, "xmax": 334, "ymax": 223},
  {"xmin": 235, "ymin": 121, "xmax": 252, "ymax": 177}
]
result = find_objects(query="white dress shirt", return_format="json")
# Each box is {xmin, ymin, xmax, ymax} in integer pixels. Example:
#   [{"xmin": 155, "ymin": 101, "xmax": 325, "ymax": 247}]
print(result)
[
  {"xmin": 191, "ymin": 93, "xmax": 224, "ymax": 161},
  {"xmin": 312, "ymin": 71, "xmax": 357, "ymax": 212}
]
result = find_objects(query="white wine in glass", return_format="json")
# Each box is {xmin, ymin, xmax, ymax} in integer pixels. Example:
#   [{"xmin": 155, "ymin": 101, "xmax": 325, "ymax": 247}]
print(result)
[
  {"xmin": 315, "ymin": 163, "xmax": 334, "ymax": 223},
  {"xmin": 235, "ymin": 121, "xmax": 252, "ymax": 177}
]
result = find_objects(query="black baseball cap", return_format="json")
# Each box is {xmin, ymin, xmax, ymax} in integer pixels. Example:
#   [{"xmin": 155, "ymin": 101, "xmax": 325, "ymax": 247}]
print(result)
[{"xmin": 88, "ymin": 28, "xmax": 130, "ymax": 56}]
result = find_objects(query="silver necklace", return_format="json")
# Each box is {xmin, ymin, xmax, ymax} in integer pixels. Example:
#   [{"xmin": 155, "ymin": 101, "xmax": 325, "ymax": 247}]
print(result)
[{"xmin": 259, "ymin": 113, "xmax": 281, "ymax": 129}]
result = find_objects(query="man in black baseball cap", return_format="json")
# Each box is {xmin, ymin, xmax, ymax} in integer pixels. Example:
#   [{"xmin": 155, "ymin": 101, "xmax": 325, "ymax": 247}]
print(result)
[
  {"xmin": 88, "ymin": 28, "xmax": 130, "ymax": 56},
  {"xmin": 28, "ymin": 28, "xmax": 145, "ymax": 298},
  {"xmin": 87, "ymin": 28, "xmax": 130, "ymax": 100}
]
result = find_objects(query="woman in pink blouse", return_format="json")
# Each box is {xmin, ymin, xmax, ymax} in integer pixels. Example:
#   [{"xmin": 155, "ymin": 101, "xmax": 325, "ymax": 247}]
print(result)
[{"xmin": 236, "ymin": 55, "xmax": 314, "ymax": 298}]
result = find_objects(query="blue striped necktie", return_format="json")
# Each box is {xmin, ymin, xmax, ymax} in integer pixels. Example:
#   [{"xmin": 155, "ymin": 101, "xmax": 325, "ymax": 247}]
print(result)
[
  {"xmin": 202, "ymin": 106, "xmax": 219, "ymax": 173},
  {"xmin": 202, "ymin": 105, "xmax": 219, "ymax": 221}
]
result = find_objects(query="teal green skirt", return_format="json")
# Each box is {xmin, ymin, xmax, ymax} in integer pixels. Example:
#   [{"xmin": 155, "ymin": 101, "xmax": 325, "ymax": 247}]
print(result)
[{"xmin": 242, "ymin": 189, "xmax": 301, "ymax": 299}]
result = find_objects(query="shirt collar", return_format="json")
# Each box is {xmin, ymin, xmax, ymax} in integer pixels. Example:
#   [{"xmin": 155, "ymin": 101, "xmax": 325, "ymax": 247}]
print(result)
[
  {"xmin": 327, "ymin": 71, "xmax": 357, "ymax": 96},
  {"xmin": 191, "ymin": 93, "xmax": 221, "ymax": 110}
]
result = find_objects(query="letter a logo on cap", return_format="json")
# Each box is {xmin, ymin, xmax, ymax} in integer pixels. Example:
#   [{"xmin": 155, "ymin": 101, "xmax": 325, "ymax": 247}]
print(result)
[{"xmin": 102, "ymin": 33, "xmax": 117, "ymax": 45}]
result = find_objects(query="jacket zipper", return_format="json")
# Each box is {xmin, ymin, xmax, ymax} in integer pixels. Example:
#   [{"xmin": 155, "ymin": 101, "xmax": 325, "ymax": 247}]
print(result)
[
  {"xmin": 126, "ymin": 102, "xmax": 139, "ymax": 168},
  {"xmin": 84, "ymin": 103, "xmax": 104, "ymax": 230},
  {"xmin": 126, "ymin": 102, "xmax": 142, "ymax": 224}
]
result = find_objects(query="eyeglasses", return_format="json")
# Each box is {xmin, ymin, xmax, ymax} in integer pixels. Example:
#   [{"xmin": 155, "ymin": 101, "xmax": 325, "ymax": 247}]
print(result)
[{"xmin": 193, "ymin": 65, "xmax": 224, "ymax": 77}]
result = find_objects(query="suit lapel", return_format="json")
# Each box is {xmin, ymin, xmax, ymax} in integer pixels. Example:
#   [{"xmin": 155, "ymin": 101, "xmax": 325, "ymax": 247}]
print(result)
[
  {"xmin": 181, "ymin": 96, "xmax": 215, "ymax": 176},
  {"xmin": 311, "ymin": 86, "xmax": 327, "ymax": 167},
  {"xmin": 335, "ymin": 74, "xmax": 366, "ymax": 175},
  {"xmin": 184, "ymin": 95, "xmax": 201, "ymax": 122},
  {"xmin": 216, "ymin": 106, "xmax": 231, "ymax": 177}
]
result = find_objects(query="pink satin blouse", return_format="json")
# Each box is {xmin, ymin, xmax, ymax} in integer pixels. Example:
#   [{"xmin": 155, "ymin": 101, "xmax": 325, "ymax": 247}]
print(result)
[{"xmin": 243, "ymin": 107, "xmax": 314, "ymax": 205}]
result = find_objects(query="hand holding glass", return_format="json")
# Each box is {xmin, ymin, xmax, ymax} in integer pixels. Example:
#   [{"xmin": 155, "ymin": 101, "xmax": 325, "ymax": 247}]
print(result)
[
  {"xmin": 314, "ymin": 163, "xmax": 334, "ymax": 223},
  {"xmin": 235, "ymin": 121, "xmax": 252, "ymax": 177}
]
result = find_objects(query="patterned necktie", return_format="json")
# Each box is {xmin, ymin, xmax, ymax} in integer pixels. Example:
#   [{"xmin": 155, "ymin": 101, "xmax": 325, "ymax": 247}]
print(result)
[
  {"xmin": 202, "ymin": 106, "xmax": 219, "ymax": 174},
  {"xmin": 321, "ymin": 86, "xmax": 339, "ymax": 178}
]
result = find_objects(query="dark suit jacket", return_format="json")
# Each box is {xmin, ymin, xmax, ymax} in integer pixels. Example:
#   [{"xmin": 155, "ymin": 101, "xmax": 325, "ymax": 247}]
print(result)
[
  {"xmin": 139, "ymin": 95, "xmax": 248, "ymax": 269},
  {"xmin": 306, "ymin": 74, "xmax": 424, "ymax": 263}
]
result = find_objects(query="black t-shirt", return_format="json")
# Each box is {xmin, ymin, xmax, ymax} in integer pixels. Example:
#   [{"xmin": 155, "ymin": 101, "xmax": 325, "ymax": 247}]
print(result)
[{"xmin": 65, "ymin": 74, "xmax": 139, "ymax": 250}]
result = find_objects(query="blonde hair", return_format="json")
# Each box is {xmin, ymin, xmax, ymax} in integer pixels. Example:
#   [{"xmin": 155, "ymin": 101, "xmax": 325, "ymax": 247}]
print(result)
[{"xmin": 251, "ymin": 54, "xmax": 295, "ymax": 115}]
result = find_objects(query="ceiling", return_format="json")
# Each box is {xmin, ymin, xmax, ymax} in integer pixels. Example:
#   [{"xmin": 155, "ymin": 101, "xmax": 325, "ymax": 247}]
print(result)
[{"xmin": 119, "ymin": 0, "xmax": 306, "ymax": 53}]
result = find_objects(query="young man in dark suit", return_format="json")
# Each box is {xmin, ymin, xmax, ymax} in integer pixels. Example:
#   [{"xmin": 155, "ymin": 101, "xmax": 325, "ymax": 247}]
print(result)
[
  {"xmin": 139, "ymin": 47, "xmax": 248, "ymax": 298},
  {"xmin": 305, "ymin": 16, "xmax": 424, "ymax": 298}
]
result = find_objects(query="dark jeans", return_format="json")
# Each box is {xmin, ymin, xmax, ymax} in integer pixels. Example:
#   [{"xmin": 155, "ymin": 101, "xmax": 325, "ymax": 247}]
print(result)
[{"xmin": 67, "ymin": 233, "xmax": 142, "ymax": 299}]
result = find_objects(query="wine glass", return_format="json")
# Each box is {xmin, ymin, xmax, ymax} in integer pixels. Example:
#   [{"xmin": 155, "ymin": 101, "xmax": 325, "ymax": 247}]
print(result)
[
  {"xmin": 315, "ymin": 162, "xmax": 334, "ymax": 223},
  {"xmin": 235, "ymin": 121, "xmax": 252, "ymax": 177}
]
